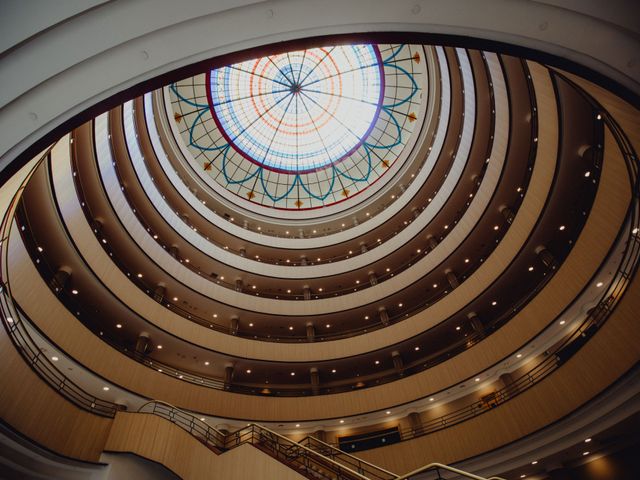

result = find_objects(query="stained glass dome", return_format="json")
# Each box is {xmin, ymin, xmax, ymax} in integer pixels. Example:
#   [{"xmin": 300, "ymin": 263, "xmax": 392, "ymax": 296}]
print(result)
[
  {"xmin": 169, "ymin": 43, "xmax": 425, "ymax": 210},
  {"xmin": 209, "ymin": 45, "xmax": 384, "ymax": 173}
]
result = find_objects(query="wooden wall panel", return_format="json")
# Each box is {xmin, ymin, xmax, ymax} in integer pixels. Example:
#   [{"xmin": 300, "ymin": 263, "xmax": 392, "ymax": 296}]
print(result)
[
  {"xmin": 355, "ymin": 263, "xmax": 640, "ymax": 474},
  {"xmin": 7, "ymin": 112, "xmax": 630, "ymax": 421},
  {"xmin": 0, "ymin": 327, "xmax": 112, "ymax": 461},
  {"xmin": 105, "ymin": 412, "xmax": 305, "ymax": 480},
  {"xmin": 59, "ymin": 56, "xmax": 544, "ymax": 363}
]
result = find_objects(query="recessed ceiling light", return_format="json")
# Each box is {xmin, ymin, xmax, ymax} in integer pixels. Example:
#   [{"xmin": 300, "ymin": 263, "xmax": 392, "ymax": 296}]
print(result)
[
  {"xmin": 560, "ymin": 320, "xmax": 566, "ymax": 325},
  {"xmin": 290, "ymin": 372, "xmax": 295, "ymax": 376},
  {"xmin": 173, "ymin": 296, "xmax": 178, "ymax": 301},
  {"xmin": 492, "ymin": 301, "xmax": 497, "ymax": 306},
  {"xmin": 318, "ymin": 288, "xmax": 323, "ymax": 292},
  {"xmin": 355, "ymin": 280, "xmax": 360, "ymax": 284},
  {"xmin": 341, "ymin": 223, "xmax": 345, "ymax": 227},
  {"xmin": 204, "ymin": 361, "xmax": 210, "ymax": 366},
  {"xmin": 585, "ymin": 438, "xmax": 592, "ymax": 443},
  {"xmin": 417, "ymin": 249, "xmax": 421, "ymax": 253},
  {"xmin": 375, "ymin": 360, "xmax": 380, "ymax": 365},
  {"xmin": 432, "ymin": 284, "xmax": 438, "ymax": 288},
  {"xmin": 444, "ymin": 225, "xmax": 449, "ymax": 230},
  {"xmin": 517, "ymin": 187, "xmax": 522, "ymax": 192},
  {"xmin": 531, "ymin": 461, "xmax": 538, "ymax": 465},
  {"xmin": 582, "ymin": 451, "xmax": 590, "ymax": 456},
  {"xmin": 317, "ymin": 257, "xmax": 321, "ymax": 261},
  {"xmin": 156, "ymin": 345, "xmax": 163, "ymax": 349},
  {"xmin": 312, "ymin": 230, "xmax": 317, "ymax": 233},
  {"xmin": 596, "ymin": 282, "xmax": 603, "ymax": 287},
  {"xmin": 398, "ymin": 303, "xmax": 403, "ymax": 307},
  {"xmin": 285, "ymin": 231, "xmax": 289, "ymax": 235},
  {"xmin": 559, "ymin": 225, "xmax": 566, "ymax": 231},
  {"xmin": 103, "ymin": 386, "xmax": 110, "ymax": 391},
  {"xmin": 475, "ymin": 377, "xmax": 480, "ymax": 382},
  {"xmin": 349, "ymin": 250, "xmax": 353, "ymax": 254},
  {"xmin": 528, "ymin": 266, "xmax": 534, "ymax": 271},
  {"xmin": 493, "ymin": 225, "xmax": 499, "ymax": 230},
  {"xmin": 289, "ymin": 326, "xmax": 293, "ymax": 330},
  {"xmin": 71, "ymin": 289, "xmax": 78, "ymax": 295},
  {"xmin": 429, "ymin": 397, "xmax": 435, "ymax": 401},
  {"xmin": 246, "ymin": 369, "xmax": 251, "ymax": 374},
  {"xmin": 213, "ymin": 314, "xmax": 218, "ymax": 318},
  {"xmin": 364, "ymin": 315, "xmax": 369, "ymax": 320},
  {"xmin": 220, "ymin": 276, "xmax": 224, "ymax": 280},
  {"xmin": 331, "ymin": 369, "xmax": 337, "ymax": 373},
  {"xmin": 185, "ymin": 259, "xmax": 190, "ymax": 263},
  {"xmin": 200, "ymin": 417, "xmax": 205, "ymax": 422},
  {"xmin": 520, "ymin": 475, "xmax": 526, "ymax": 479},
  {"xmin": 51, "ymin": 356, "xmax": 59, "ymax": 361},
  {"xmin": 137, "ymin": 273, "xmax": 143, "ymax": 278},
  {"xmin": 116, "ymin": 323, "xmax": 122, "ymax": 329},
  {"xmin": 326, "ymin": 324, "xmax": 331, "ymax": 328},
  {"xmin": 386, "ymin": 411, "xmax": 391, "ymax": 415},
  {"xmin": 584, "ymin": 171, "xmax": 591, "ymax": 177},
  {"xmin": 633, "ymin": 227, "xmax": 639, "ymax": 235},
  {"xmin": 249, "ymin": 323, "xmax": 254, "ymax": 327},
  {"xmin": 339, "ymin": 419, "xmax": 345, "ymax": 423},
  {"xmin": 456, "ymin": 326, "xmax": 461, "ymax": 331},
  {"xmin": 295, "ymin": 423, "xmax": 300, "ymax": 427},
  {"xmin": 415, "ymin": 346, "xmax": 420, "ymax": 351},
  {"xmin": 386, "ymin": 268, "xmax": 390, "ymax": 272},
  {"xmin": 517, "ymin": 353, "xmax": 522, "ymax": 358}
]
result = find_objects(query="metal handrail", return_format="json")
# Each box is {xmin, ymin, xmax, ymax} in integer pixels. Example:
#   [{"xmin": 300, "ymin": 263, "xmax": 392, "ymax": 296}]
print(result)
[
  {"xmin": 136, "ymin": 400, "xmax": 506, "ymax": 480},
  {"xmin": 394, "ymin": 462, "xmax": 506, "ymax": 480},
  {"xmin": 0, "ymin": 143, "xmax": 118, "ymax": 418},
  {"xmin": 300, "ymin": 435, "xmax": 397, "ymax": 479},
  {"xmin": 230, "ymin": 422, "xmax": 371, "ymax": 480}
]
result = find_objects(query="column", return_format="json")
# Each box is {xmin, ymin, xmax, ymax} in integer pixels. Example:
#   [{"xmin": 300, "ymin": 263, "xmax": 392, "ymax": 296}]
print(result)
[
  {"xmin": 135, "ymin": 333, "xmax": 151, "ymax": 357},
  {"xmin": 445, "ymin": 269, "xmax": 460, "ymax": 289},
  {"xmin": 468, "ymin": 312, "xmax": 485, "ymax": 339},
  {"xmin": 306, "ymin": 322, "xmax": 315, "ymax": 342},
  {"xmin": 310, "ymin": 367, "xmax": 320, "ymax": 395},
  {"xmin": 229, "ymin": 316, "xmax": 239, "ymax": 335},
  {"xmin": 379, "ymin": 307, "xmax": 390, "ymax": 327},
  {"xmin": 224, "ymin": 364, "xmax": 234, "ymax": 390},
  {"xmin": 536, "ymin": 245, "xmax": 558, "ymax": 270},
  {"xmin": 500, "ymin": 205, "xmax": 515, "ymax": 224},
  {"xmin": 153, "ymin": 285, "xmax": 165, "ymax": 303}
]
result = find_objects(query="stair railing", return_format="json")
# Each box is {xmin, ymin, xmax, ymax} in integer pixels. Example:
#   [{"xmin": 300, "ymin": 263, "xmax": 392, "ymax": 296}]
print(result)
[
  {"xmin": 300, "ymin": 435, "xmax": 397, "ymax": 480},
  {"xmin": 225, "ymin": 422, "xmax": 371, "ymax": 480},
  {"xmin": 137, "ymin": 400, "xmax": 225, "ymax": 449},
  {"xmin": 393, "ymin": 462, "xmax": 506, "ymax": 480}
]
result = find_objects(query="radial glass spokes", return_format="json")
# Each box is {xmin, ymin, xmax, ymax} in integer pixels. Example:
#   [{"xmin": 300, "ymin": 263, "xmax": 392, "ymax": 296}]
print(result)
[{"xmin": 209, "ymin": 45, "xmax": 384, "ymax": 173}]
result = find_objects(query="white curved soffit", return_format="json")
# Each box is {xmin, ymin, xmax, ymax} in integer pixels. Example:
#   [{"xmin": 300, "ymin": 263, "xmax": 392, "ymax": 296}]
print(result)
[
  {"xmin": 89, "ymin": 47, "xmax": 504, "ymax": 312},
  {"xmin": 118, "ymin": 48, "xmax": 479, "ymax": 279},
  {"xmin": 1, "ymin": 0, "xmax": 638, "ymax": 178},
  {"xmin": 153, "ymin": 47, "xmax": 446, "ymax": 248}
]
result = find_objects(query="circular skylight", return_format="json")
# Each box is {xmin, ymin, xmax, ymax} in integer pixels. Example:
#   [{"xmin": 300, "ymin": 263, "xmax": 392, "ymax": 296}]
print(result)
[
  {"xmin": 208, "ymin": 45, "xmax": 384, "ymax": 173},
  {"xmin": 169, "ymin": 43, "xmax": 425, "ymax": 210}
]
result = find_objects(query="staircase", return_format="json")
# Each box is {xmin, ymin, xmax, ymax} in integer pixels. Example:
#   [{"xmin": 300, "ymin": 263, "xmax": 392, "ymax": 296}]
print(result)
[{"xmin": 137, "ymin": 401, "xmax": 505, "ymax": 480}]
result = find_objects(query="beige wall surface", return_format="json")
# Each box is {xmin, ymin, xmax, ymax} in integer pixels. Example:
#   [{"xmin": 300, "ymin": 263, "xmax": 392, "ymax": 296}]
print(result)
[{"xmin": 105, "ymin": 412, "xmax": 305, "ymax": 480}]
